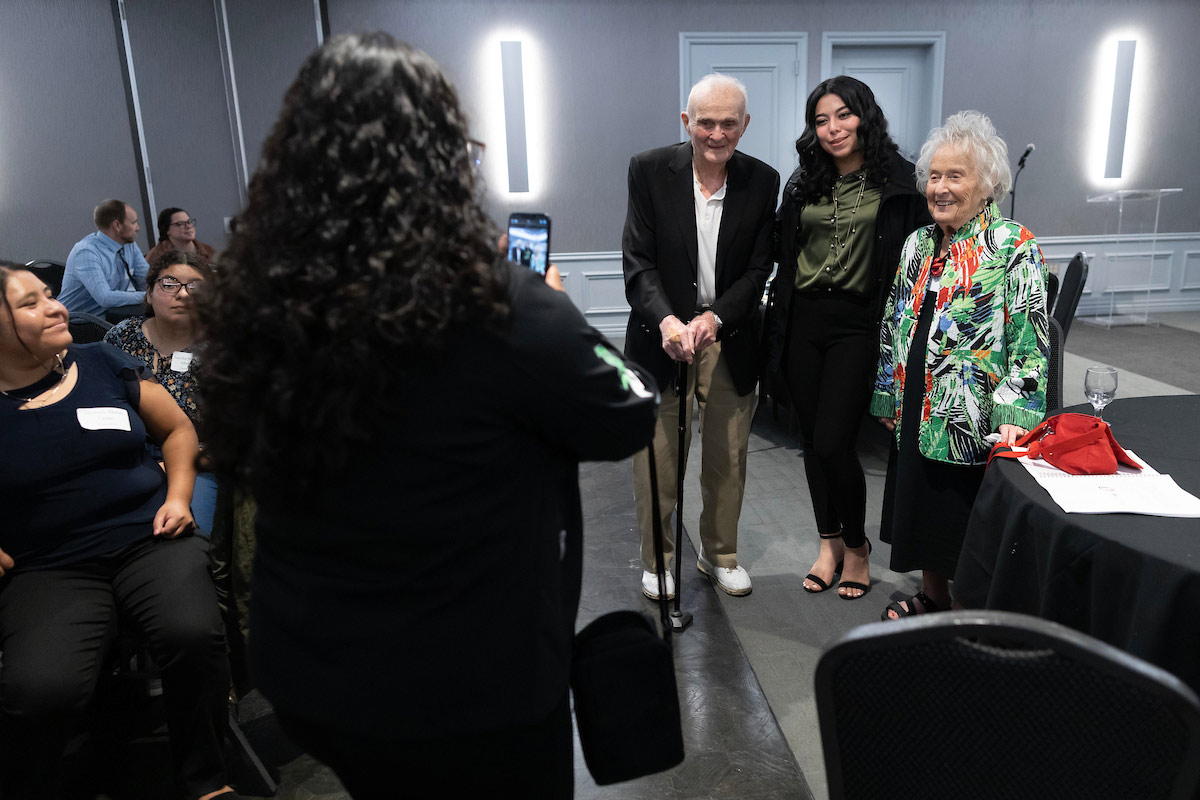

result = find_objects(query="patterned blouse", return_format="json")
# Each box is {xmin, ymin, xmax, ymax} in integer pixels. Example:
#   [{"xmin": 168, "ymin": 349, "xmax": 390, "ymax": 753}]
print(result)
[
  {"xmin": 869, "ymin": 201, "xmax": 1049, "ymax": 465},
  {"xmin": 103, "ymin": 316, "xmax": 201, "ymax": 425}
]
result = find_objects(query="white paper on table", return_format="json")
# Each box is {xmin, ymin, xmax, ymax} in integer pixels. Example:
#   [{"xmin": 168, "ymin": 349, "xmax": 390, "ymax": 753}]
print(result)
[{"xmin": 1016, "ymin": 451, "xmax": 1200, "ymax": 517}]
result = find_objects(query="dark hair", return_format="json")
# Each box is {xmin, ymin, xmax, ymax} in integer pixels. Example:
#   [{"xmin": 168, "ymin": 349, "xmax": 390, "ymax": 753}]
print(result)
[
  {"xmin": 794, "ymin": 76, "xmax": 901, "ymax": 205},
  {"xmin": 144, "ymin": 250, "xmax": 211, "ymax": 314},
  {"xmin": 156, "ymin": 207, "xmax": 187, "ymax": 243},
  {"xmin": 0, "ymin": 261, "xmax": 38, "ymax": 356},
  {"xmin": 94, "ymin": 199, "xmax": 130, "ymax": 229},
  {"xmin": 197, "ymin": 32, "xmax": 508, "ymax": 488}
]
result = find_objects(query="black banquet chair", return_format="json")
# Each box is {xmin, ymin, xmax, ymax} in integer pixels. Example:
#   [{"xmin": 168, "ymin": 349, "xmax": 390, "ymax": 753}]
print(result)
[
  {"xmin": 1045, "ymin": 270, "xmax": 1060, "ymax": 317},
  {"xmin": 1053, "ymin": 251, "xmax": 1089, "ymax": 340},
  {"xmin": 1045, "ymin": 315, "xmax": 1064, "ymax": 413},
  {"xmin": 25, "ymin": 259, "xmax": 67, "ymax": 297},
  {"xmin": 68, "ymin": 311, "xmax": 113, "ymax": 344},
  {"xmin": 815, "ymin": 611, "xmax": 1200, "ymax": 800}
]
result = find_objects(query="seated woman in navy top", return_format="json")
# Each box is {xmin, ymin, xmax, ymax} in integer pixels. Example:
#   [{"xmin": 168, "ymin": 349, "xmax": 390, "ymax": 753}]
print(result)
[{"xmin": 0, "ymin": 263, "xmax": 240, "ymax": 800}]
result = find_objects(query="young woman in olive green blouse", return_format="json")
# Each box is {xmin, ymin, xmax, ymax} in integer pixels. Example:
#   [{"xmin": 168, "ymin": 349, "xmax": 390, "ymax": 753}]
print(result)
[{"xmin": 767, "ymin": 76, "xmax": 930, "ymax": 599}]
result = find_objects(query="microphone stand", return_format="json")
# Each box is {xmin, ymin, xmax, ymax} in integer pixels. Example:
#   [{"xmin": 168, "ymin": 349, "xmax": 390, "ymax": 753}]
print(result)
[{"xmin": 1010, "ymin": 150, "xmax": 1031, "ymax": 219}]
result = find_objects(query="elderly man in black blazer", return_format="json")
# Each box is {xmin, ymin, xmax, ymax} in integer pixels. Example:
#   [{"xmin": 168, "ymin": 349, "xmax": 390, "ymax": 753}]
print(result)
[{"xmin": 623, "ymin": 73, "xmax": 779, "ymax": 598}]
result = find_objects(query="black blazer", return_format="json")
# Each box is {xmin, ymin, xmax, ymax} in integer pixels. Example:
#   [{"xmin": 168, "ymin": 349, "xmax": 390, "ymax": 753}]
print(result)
[{"xmin": 622, "ymin": 142, "xmax": 780, "ymax": 396}]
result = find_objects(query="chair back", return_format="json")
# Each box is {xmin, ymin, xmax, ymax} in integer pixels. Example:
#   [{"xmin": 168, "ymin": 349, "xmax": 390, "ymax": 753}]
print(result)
[
  {"xmin": 1054, "ymin": 252, "xmax": 1089, "ymax": 340},
  {"xmin": 24, "ymin": 259, "xmax": 67, "ymax": 296},
  {"xmin": 1045, "ymin": 270, "xmax": 1060, "ymax": 316},
  {"xmin": 68, "ymin": 311, "xmax": 114, "ymax": 344},
  {"xmin": 1045, "ymin": 315, "xmax": 1064, "ymax": 413},
  {"xmin": 815, "ymin": 610, "xmax": 1200, "ymax": 800}
]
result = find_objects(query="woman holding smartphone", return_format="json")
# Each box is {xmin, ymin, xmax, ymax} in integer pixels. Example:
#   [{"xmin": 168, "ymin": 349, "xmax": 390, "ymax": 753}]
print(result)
[{"xmin": 765, "ymin": 76, "xmax": 930, "ymax": 599}]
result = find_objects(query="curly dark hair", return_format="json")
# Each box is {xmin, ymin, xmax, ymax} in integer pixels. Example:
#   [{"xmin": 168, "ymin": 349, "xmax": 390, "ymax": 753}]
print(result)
[
  {"xmin": 197, "ymin": 32, "xmax": 508, "ymax": 488},
  {"xmin": 794, "ymin": 76, "xmax": 901, "ymax": 205}
]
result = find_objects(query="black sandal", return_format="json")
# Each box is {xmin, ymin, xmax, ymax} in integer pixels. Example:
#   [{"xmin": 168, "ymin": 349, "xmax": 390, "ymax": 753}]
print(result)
[
  {"xmin": 881, "ymin": 590, "xmax": 941, "ymax": 620},
  {"xmin": 837, "ymin": 540, "xmax": 872, "ymax": 600},
  {"xmin": 803, "ymin": 532, "xmax": 844, "ymax": 594}
]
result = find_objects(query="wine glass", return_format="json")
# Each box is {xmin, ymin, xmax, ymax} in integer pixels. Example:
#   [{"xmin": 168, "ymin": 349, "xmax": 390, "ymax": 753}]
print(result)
[{"xmin": 1084, "ymin": 366, "xmax": 1118, "ymax": 419}]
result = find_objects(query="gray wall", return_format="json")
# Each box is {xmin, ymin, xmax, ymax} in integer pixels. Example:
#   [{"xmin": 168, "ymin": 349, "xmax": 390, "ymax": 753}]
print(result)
[
  {"xmin": 125, "ymin": 0, "xmax": 244, "ymax": 253},
  {"xmin": 1, "ymin": 0, "xmax": 1197, "ymax": 262},
  {"xmin": 331, "ymin": 0, "xmax": 1200, "ymax": 250},
  {"xmin": 0, "ymin": 1, "xmax": 144, "ymax": 260}
]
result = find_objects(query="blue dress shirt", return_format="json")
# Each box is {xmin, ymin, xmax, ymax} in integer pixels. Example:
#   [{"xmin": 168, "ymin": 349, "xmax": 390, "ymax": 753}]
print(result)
[{"xmin": 59, "ymin": 231, "xmax": 150, "ymax": 315}]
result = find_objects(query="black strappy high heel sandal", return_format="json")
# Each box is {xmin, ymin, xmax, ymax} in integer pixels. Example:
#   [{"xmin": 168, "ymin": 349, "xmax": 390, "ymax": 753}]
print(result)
[
  {"xmin": 803, "ymin": 531, "xmax": 844, "ymax": 593},
  {"xmin": 837, "ymin": 539, "xmax": 872, "ymax": 600}
]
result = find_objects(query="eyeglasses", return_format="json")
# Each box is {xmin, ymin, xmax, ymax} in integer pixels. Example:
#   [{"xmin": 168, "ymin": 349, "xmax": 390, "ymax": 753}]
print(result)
[
  {"xmin": 157, "ymin": 278, "xmax": 203, "ymax": 294},
  {"xmin": 467, "ymin": 139, "xmax": 486, "ymax": 168},
  {"xmin": 169, "ymin": 218, "xmax": 197, "ymax": 228}
]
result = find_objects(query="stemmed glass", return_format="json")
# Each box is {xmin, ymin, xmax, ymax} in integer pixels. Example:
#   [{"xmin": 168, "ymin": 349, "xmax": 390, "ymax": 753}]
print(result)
[{"xmin": 1084, "ymin": 366, "xmax": 1118, "ymax": 419}]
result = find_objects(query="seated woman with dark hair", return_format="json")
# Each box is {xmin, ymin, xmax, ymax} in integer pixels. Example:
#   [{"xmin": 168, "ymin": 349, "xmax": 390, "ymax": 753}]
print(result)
[
  {"xmin": 146, "ymin": 207, "xmax": 217, "ymax": 268},
  {"xmin": 198, "ymin": 32, "xmax": 657, "ymax": 799},
  {"xmin": 104, "ymin": 249, "xmax": 217, "ymax": 533},
  {"xmin": 0, "ymin": 262, "xmax": 240, "ymax": 800}
]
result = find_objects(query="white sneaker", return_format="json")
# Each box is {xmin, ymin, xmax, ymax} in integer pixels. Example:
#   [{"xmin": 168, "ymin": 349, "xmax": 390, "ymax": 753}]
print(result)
[
  {"xmin": 697, "ymin": 552, "xmax": 752, "ymax": 596},
  {"xmin": 641, "ymin": 569, "xmax": 675, "ymax": 600}
]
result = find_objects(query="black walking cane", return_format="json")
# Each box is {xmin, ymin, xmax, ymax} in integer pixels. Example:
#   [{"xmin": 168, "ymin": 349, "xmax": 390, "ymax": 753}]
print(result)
[{"xmin": 669, "ymin": 358, "xmax": 693, "ymax": 632}]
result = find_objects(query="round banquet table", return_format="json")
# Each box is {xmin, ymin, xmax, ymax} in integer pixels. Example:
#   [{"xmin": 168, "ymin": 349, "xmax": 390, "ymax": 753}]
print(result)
[{"xmin": 954, "ymin": 395, "xmax": 1200, "ymax": 693}]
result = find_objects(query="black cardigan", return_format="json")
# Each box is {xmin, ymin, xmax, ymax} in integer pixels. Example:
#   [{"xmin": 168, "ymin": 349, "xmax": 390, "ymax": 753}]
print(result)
[{"xmin": 762, "ymin": 155, "xmax": 931, "ymax": 406}]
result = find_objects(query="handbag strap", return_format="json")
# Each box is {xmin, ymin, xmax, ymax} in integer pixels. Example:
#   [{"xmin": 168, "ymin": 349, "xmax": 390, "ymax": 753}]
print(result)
[{"xmin": 645, "ymin": 445, "xmax": 672, "ymax": 642}]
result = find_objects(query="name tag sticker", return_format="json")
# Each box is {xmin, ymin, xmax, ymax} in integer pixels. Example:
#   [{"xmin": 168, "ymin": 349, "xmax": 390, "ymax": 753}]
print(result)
[
  {"xmin": 77, "ymin": 407, "xmax": 132, "ymax": 431},
  {"xmin": 170, "ymin": 351, "xmax": 194, "ymax": 372}
]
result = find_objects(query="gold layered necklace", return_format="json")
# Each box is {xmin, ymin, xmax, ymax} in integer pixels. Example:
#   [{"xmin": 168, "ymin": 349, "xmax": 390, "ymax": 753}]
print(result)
[
  {"xmin": 827, "ymin": 171, "xmax": 868, "ymax": 272},
  {"xmin": 0, "ymin": 353, "xmax": 69, "ymax": 407}
]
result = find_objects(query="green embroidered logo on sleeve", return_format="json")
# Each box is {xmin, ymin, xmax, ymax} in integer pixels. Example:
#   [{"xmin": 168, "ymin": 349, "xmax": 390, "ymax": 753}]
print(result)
[{"xmin": 594, "ymin": 344, "xmax": 654, "ymax": 399}]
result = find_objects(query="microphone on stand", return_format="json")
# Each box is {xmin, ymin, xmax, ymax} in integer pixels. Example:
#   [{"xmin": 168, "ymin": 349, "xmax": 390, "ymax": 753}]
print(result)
[
  {"xmin": 1018, "ymin": 143, "xmax": 1036, "ymax": 169},
  {"xmin": 1011, "ymin": 143, "xmax": 1035, "ymax": 218}
]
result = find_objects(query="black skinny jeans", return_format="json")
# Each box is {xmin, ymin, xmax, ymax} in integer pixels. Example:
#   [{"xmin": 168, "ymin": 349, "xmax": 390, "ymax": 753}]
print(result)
[
  {"xmin": 0, "ymin": 535, "xmax": 230, "ymax": 800},
  {"xmin": 784, "ymin": 291, "xmax": 879, "ymax": 548}
]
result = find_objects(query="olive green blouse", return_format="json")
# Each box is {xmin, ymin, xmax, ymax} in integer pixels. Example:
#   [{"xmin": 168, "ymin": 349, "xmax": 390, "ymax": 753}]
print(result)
[{"xmin": 794, "ymin": 169, "xmax": 882, "ymax": 295}]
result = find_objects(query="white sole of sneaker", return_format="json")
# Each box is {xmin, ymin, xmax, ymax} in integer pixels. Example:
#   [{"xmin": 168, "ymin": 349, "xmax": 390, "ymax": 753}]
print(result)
[{"xmin": 696, "ymin": 558, "xmax": 752, "ymax": 596}]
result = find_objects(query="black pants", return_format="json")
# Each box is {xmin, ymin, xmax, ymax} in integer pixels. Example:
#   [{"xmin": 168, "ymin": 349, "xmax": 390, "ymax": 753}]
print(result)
[
  {"xmin": 784, "ymin": 291, "xmax": 878, "ymax": 547},
  {"xmin": 275, "ymin": 693, "xmax": 575, "ymax": 799},
  {"xmin": 0, "ymin": 535, "xmax": 230, "ymax": 800}
]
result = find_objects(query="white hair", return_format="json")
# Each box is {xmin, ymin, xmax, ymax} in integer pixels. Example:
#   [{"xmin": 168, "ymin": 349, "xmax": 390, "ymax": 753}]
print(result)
[
  {"xmin": 915, "ymin": 110, "xmax": 1012, "ymax": 200},
  {"xmin": 685, "ymin": 73, "xmax": 748, "ymax": 121}
]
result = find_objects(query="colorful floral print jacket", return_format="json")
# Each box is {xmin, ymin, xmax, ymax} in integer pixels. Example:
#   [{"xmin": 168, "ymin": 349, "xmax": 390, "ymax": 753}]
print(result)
[{"xmin": 869, "ymin": 201, "xmax": 1049, "ymax": 465}]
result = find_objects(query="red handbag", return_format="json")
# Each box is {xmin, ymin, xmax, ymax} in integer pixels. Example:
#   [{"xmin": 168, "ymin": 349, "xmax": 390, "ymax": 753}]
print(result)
[{"xmin": 988, "ymin": 412, "xmax": 1141, "ymax": 475}]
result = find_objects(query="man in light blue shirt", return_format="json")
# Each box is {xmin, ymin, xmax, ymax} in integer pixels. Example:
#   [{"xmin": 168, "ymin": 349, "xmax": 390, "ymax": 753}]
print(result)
[{"xmin": 59, "ymin": 199, "xmax": 150, "ymax": 316}]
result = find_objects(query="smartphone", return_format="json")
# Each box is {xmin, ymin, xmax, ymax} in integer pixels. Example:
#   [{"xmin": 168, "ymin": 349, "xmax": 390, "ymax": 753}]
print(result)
[{"xmin": 507, "ymin": 212, "xmax": 551, "ymax": 276}]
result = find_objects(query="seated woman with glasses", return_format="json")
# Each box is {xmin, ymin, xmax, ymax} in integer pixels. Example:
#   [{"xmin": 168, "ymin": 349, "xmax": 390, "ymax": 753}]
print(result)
[
  {"xmin": 147, "ymin": 207, "xmax": 217, "ymax": 268},
  {"xmin": 104, "ymin": 251, "xmax": 216, "ymax": 533}
]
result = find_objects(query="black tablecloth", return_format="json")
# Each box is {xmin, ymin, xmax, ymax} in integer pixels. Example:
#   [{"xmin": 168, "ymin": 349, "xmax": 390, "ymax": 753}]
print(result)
[{"xmin": 955, "ymin": 395, "xmax": 1200, "ymax": 693}]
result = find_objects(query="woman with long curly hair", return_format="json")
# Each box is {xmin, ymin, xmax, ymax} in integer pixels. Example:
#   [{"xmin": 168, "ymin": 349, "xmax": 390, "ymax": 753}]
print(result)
[
  {"xmin": 764, "ymin": 76, "xmax": 931, "ymax": 600},
  {"xmin": 197, "ymin": 33, "xmax": 656, "ymax": 798}
]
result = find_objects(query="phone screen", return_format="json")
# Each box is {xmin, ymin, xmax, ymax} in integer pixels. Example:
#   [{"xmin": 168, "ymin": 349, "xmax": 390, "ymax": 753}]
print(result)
[{"xmin": 507, "ymin": 213, "xmax": 551, "ymax": 276}]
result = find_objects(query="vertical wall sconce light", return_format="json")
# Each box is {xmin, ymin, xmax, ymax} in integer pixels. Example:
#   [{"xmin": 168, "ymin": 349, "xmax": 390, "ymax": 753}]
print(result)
[
  {"xmin": 1104, "ymin": 40, "xmax": 1137, "ymax": 179},
  {"xmin": 1089, "ymin": 31, "xmax": 1145, "ymax": 185},
  {"xmin": 500, "ymin": 41, "xmax": 530, "ymax": 193}
]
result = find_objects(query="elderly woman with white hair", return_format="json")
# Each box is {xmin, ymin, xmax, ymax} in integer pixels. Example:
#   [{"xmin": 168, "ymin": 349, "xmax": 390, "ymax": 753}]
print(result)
[{"xmin": 870, "ymin": 110, "xmax": 1049, "ymax": 620}]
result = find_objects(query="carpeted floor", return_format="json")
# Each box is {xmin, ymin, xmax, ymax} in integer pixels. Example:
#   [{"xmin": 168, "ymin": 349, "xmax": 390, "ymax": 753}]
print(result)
[{"xmin": 1062, "ymin": 320, "xmax": 1200, "ymax": 393}]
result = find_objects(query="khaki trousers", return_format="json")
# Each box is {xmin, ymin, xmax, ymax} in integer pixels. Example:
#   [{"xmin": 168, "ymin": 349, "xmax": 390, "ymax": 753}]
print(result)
[{"xmin": 633, "ymin": 340, "xmax": 755, "ymax": 571}]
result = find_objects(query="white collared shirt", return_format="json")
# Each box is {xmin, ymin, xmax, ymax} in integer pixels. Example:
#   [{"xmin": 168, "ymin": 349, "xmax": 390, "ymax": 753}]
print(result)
[{"xmin": 692, "ymin": 169, "xmax": 726, "ymax": 307}]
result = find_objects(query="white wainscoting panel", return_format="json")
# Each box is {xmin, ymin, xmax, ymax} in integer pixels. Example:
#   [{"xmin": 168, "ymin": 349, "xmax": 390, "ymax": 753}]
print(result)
[{"xmin": 555, "ymin": 231, "xmax": 1200, "ymax": 334}]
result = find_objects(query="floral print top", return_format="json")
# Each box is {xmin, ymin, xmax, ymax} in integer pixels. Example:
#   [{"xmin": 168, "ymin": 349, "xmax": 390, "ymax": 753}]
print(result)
[
  {"xmin": 869, "ymin": 201, "xmax": 1049, "ymax": 465},
  {"xmin": 103, "ymin": 315, "xmax": 201, "ymax": 426}
]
